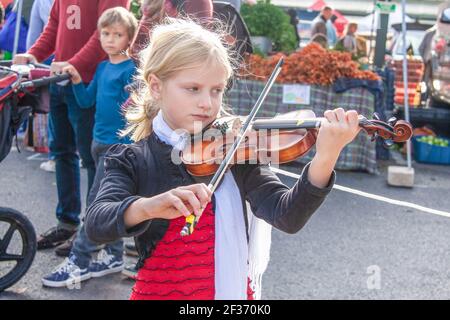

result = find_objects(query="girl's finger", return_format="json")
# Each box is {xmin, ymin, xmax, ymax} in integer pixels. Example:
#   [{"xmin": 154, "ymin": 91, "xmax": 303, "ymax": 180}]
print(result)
[
  {"xmin": 334, "ymin": 108, "xmax": 346, "ymax": 123},
  {"xmin": 346, "ymin": 110, "xmax": 359, "ymax": 128},
  {"xmin": 169, "ymin": 195, "xmax": 191, "ymax": 218},
  {"xmin": 181, "ymin": 184, "xmax": 212, "ymax": 206},
  {"xmin": 193, "ymin": 185, "xmax": 211, "ymax": 206},
  {"xmin": 324, "ymin": 110, "xmax": 338, "ymax": 123},
  {"xmin": 173, "ymin": 189, "xmax": 202, "ymax": 217}
]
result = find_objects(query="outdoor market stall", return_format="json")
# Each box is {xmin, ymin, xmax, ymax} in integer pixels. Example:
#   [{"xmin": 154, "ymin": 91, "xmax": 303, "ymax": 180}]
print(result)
[{"xmin": 225, "ymin": 43, "xmax": 384, "ymax": 174}]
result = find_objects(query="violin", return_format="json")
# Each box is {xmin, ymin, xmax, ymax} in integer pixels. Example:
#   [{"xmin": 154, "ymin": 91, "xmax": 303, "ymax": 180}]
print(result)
[
  {"xmin": 181, "ymin": 110, "xmax": 413, "ymax": 177},
  {"xmin": 179, "ymin": 58, "xmax": 413, "ymax": 236}
]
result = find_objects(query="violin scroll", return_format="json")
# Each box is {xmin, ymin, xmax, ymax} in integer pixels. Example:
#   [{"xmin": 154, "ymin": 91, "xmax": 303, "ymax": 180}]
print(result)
[{"xmin": 360, "ymin": 114, "xmax": 413, "ymax": 146}]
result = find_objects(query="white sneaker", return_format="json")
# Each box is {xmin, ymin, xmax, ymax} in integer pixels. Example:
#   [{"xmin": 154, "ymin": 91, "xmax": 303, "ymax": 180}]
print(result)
[{"xmin": 40, "ymin": 160, "xmax": 56, "ymax": 172}]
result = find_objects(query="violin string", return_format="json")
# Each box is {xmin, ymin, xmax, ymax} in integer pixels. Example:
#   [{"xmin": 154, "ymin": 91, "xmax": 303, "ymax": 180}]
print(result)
[{"xmin": 270, "ymin": 167, "xmax": 450, "ymax": 219}]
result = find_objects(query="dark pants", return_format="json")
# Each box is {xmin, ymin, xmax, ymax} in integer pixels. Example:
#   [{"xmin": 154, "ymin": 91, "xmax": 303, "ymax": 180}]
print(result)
[
  {"xmin": 87, "ymin": 140, "xmax": 112, "ymax": 206},
  {"xmin": 48, "ymin": 83, "xmax": 95, "ymax": 228},
  {"xmin": 72, "ymin": 140, "xmax": 123, "ymax": 267}
]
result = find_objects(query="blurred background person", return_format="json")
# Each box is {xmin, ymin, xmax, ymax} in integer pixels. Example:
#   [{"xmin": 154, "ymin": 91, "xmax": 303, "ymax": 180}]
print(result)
[
  {"xmin": 327, "ymin": 14, "xmax": 337, "ymax": 47},
  {"xmin": 287, "ymin": 8, "xmax": 300, "ymax": 49},
  {"xmin": 26, "ymin": 0, "xmax": 53, "ymax": 49},
  {"xmin": 310, "ymin": 6, "xmax": 332, "ymax": 48},
  {"xmin": 26, "ymin": 0, "xmax": 56, "ymax": 173},
  {"xmin": 340, "ymin": 22, "xmax": 358, "ymax": 55}
]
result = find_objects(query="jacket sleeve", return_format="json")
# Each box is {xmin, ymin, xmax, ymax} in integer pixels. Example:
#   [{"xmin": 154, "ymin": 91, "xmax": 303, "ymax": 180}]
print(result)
[
  {"xmin": 242, "ymin": 162, "xmax": 335, "ymax": 234},
  {"xmin": 84, "ymin": 144, "xmax": 151, "ymax": 244},
  {"xmin": 71, "ymin": 64, "xmax": 100, "ymax": 108}
]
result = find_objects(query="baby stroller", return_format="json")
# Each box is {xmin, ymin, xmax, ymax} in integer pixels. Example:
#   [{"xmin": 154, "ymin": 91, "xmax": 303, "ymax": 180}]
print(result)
[{"xmin": 0, "ymin": 61, "xmax": 70, "ymax": 292}]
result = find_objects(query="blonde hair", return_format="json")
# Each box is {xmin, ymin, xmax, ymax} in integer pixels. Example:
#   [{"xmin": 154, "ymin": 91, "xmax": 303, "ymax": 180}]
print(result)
[
  {"xmin": 123, "ymin": 17, "xmax": 236, "ymax": 142},
  {"xmin": 98, "ymin": 7, "xmax": 138, "ymax": 41}
]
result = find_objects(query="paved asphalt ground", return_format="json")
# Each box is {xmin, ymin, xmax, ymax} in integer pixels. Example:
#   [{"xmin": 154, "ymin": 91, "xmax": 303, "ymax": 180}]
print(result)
[{"xmin": 1, "ymin": 146, "xmax": 450, "ymax": 300}]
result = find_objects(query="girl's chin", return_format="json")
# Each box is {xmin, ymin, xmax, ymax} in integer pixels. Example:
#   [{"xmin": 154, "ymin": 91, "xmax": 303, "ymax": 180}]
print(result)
[{"xmin": 186, "ymin": 119, "xmax": 210, "ymax": 133}]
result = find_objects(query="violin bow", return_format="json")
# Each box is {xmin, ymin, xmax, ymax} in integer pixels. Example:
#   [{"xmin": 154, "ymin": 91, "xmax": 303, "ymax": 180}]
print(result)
[{"xmin": 180, "ymin": 58, "xmax": 285, "ymax": 237}]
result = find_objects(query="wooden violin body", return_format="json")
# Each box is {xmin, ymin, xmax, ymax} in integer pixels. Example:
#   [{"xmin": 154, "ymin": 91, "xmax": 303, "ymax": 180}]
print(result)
[{"xmin": 181, "ymin": 110, "xmax": 413, "ymax": 177}]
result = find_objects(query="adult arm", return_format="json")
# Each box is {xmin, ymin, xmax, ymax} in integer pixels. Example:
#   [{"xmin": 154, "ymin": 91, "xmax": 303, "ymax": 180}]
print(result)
[{"xmin": 67, "ymin": 0, "xmax": 129, "ymax": 79}]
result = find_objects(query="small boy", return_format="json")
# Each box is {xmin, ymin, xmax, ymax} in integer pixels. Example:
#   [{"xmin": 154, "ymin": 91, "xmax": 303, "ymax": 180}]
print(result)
[{"xmin": 42, "ymin": 7, "xmax": 138, "ymax": 288}]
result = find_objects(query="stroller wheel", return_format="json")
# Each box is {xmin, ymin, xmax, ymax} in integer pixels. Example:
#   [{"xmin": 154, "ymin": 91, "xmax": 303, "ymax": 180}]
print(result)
[{"xmin": 0, "ymin": 207, "xmax": 37, "ymax": 292}]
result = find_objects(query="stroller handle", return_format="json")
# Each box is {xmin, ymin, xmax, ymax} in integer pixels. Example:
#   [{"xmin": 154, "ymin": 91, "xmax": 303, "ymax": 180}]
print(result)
[
  {"xmin": 0, "ymin": 60, "xmax": 50, "ymax": 70},
  {"xmin": 19, "ymin": 73, "xmax": 71, "ymax": 89}
]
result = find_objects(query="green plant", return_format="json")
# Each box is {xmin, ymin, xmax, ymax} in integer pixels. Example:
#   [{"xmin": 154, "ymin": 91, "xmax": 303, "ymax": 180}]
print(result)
[
  {"xmin": 241, "ymin": 0, "xmax": 297, "ymax": 53},
  {"xmin": 130, "ymin": 0, "xmax": 142, "ymax": 20}
]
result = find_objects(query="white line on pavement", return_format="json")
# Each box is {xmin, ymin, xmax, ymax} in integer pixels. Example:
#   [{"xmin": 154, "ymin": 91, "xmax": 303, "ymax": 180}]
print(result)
[
  {"xmin": 27, "ymin": 153, "xmax": 47, "ymax": 161},
  {"xmin": 270, "ymin": 167, "xmax": 450, "ymax": 219}
]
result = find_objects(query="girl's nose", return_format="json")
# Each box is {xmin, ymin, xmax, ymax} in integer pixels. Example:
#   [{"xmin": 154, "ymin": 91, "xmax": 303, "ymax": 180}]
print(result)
[{"xmin": 198, "ymin": 94, "xmax": 213, "ymax": 112}]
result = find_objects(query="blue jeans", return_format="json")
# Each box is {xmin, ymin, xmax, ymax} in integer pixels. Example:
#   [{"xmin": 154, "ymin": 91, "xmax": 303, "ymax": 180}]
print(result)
[
  {"xmin": 71, "ymin": 140, "xmax": 123, "ymax": 267},
  {"xmin": 47, "ymin": 115, "xmax": 55, "ymax": 160},
  {"xmin": 49, "ymin": 83, "xmax": 95, "ymax": 227},
  {"xmin": 72, "ymin": 224, "xmax": 123, "ymax": 268}
]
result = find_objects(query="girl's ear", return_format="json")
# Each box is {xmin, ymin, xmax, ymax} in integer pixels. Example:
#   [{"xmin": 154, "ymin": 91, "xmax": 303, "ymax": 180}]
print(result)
[{"xmin": 148, "ymin": 74, "xmax": 163, "ymax": 100}]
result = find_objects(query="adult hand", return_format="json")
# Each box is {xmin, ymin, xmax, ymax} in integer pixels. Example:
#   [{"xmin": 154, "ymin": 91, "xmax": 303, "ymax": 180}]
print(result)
[
  {"xmin": 50, "ymin": 61, "xmax": 71, "ymax": 76},
  {"xmin": 12, "ymin": 53, "xmax": 37, "ymax": 65}
]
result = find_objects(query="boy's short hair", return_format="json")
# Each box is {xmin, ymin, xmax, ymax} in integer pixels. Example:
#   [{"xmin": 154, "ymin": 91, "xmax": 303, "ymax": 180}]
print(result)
[{"xmin": 98, "ymin": 7, "xmax": 138, "ymax": 40}]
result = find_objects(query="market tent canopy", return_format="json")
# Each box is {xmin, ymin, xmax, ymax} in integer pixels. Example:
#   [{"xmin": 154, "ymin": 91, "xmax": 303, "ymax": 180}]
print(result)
[
  {"xmin": 357, "ymin": 9, "xmax": 414, "ymax": 32},
  {"xmin": 297, "ymin": 9, "xmax": 319, "ymax": 21},
  {"xmin": 308, "ymin": 0, "xmax": 328, "ymax": 11},
  {"xmin": 331, "ymin": 9, "xmax": 348, "ymax": 35}
]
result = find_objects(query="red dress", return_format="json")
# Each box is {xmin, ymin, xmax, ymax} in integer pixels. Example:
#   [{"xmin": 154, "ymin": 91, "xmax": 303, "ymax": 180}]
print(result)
[{"xmin": 130, "ymin": 203, "xmax": 254, "ymax": 300}]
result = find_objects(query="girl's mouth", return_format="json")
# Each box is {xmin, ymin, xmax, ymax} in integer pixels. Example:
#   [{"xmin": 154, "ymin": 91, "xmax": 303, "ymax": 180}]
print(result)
[{"xmin": 191, "ymin": 114, "xmax": 210, "ymax": 121}]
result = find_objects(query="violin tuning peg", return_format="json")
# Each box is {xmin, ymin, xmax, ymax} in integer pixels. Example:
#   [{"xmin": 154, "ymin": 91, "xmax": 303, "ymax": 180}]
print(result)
[
  {"xmin": 371, "ymin": 132, "xmax": 378, "ymax": 142},
  {"xmin": 383, "ymin": 139, "xmax": 394, "ymax": 148},
  {"xmin": 388, "ymin": 117, "xmax": 397, "ymax": 125}
]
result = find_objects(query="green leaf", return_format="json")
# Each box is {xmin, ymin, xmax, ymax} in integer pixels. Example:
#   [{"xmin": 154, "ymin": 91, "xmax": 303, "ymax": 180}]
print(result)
[{"xmin": 241, "ymin": 0, "xmax": 297, "ymax": 53}]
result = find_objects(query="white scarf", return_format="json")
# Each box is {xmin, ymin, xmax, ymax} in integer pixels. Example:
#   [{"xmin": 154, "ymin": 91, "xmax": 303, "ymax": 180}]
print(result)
[{"xmin": 152, "ymin": 111, "xmax": 272, "ymax": 300}]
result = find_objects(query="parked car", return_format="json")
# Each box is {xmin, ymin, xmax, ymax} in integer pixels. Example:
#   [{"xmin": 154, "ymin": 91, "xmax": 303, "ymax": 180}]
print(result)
[
  {"xmin": 422, "ymin": 2, "xmax": 450, "ymax": 109},
  {"xmin": 388, "ymin": 22, "xmax": 430, "ymax": 61}
]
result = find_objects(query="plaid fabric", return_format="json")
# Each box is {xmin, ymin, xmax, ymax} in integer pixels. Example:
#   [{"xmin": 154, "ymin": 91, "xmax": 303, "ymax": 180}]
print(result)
[{"xmin": 225, "ymin": 79, "xmax": 378, "ymax": 174}]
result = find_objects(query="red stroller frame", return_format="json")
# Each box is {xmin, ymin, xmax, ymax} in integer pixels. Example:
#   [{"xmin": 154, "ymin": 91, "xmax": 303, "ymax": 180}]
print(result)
[
  {"xmin": 0, "ymin": 62, "xmax": 70, "ymax": 292},
  {"xmin": 0, "ymin": 62, "xmax": 70, "ymax": 162}
]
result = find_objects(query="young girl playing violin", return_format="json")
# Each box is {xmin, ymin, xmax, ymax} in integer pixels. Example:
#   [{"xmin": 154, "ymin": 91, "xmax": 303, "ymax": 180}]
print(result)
[{"xmin": 84, "ymin": 18, "xmax": 360, "ymax": 300}]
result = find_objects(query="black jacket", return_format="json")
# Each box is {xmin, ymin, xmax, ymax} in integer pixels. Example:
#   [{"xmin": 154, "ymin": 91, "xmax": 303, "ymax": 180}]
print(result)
[{"xmin": 85, "ymin": 132, "xmax": 335, "ymax": 269}]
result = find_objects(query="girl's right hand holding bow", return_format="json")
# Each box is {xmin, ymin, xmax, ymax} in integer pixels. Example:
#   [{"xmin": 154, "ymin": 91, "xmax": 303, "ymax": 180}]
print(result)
[{"xmin": 124, "ymin": 183, "xmax": 212, "ymax": 228}]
